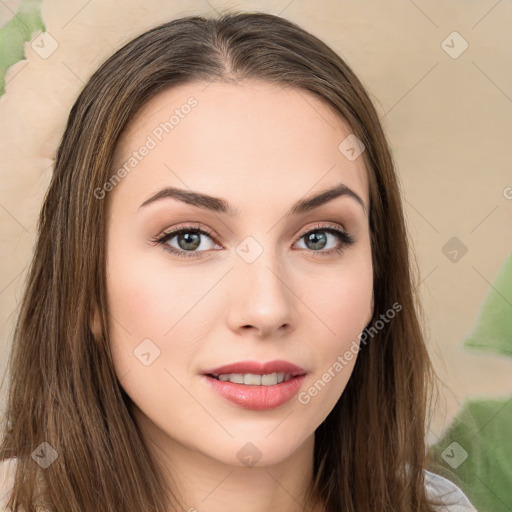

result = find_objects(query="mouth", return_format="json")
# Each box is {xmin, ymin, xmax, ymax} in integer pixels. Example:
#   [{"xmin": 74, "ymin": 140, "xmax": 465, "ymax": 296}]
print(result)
[
  {"xmin": 200, "ymin": 360, "xmax": 307, "ymax": 410},
  {"xmin": 201, "ymin": 359, "xmax": 307, "ymax": 384}
]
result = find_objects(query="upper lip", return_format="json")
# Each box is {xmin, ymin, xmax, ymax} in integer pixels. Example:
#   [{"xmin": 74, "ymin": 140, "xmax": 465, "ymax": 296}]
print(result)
[{"xmin": 202, "ymin": 359, "xmax": 307, "ymax": 377}]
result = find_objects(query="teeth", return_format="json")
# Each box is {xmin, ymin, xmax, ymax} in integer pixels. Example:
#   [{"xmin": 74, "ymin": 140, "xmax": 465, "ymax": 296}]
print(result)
[
  {"xmin": 216, "ymin": 372, "xmax": 292, "ymax": 385},
  {"xmin": 244, "ymin": 373, "xmax": 262, "ymax": 385}
]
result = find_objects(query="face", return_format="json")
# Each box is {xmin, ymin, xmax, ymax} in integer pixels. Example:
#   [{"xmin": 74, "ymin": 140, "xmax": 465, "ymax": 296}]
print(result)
[{"xmin": 95, "ymin": 79, "xmax": 373, "ymax": 469}]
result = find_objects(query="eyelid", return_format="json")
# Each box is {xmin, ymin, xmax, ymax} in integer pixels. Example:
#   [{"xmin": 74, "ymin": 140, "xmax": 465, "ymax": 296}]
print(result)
[
  {"xmin": 152, "ymin": 223, "xmax": 217, "ymax": 241},
  {"xmin": 296, "ymin": 221, "xmax": 348, "ymax": 238}
]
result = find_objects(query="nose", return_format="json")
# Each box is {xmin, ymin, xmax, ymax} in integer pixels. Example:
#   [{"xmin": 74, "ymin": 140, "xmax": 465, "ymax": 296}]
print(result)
[{"xmin": 225, "ymin": 249, "xmax": 298, "ymax": 339}]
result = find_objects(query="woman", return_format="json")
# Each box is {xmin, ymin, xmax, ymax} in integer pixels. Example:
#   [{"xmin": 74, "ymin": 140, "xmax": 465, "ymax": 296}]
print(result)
[{"xmin": 0, "ymin": 11, "xmax": 477, "ymax": 512}]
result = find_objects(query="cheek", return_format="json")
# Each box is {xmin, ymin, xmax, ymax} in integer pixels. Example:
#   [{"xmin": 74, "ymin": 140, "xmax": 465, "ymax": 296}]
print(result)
[
  {"xmin": 106, "ymin": 226, "xmax": 202, "ymax": 340},
  {"xmin": 314, "ymin": 283, "xmax": 370, "ymax": 373},
  {"xmin": 104, "ymin": 245, "xmax": 176, "ymax": 373},
  {"xmin": 298, "ymin": 251, "xmax": 372, "ymax": 417},
  {"xmin": 107, "ymin": 266, "xmax": 169, "ymax": 339},
  {"xmin": 104, "ymin": 245, "xmax": 220, "ymax": 380},
  {"xmin": 104, "ymin": 258, "xmax": 203, "ymax": 423},
  {"xmin": 308, "ymin": 249, "xmax": 373, "ymax": 344}
]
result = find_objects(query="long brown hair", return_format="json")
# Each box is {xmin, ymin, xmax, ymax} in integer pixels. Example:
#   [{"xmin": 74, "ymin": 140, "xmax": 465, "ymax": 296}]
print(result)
[{"xmin": 1, "ymin": 10, "xmax": 444, "ymax": 511}]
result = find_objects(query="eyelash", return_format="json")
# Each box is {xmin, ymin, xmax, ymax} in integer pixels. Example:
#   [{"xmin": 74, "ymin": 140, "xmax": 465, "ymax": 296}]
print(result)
[{"xmin": 150, "ymin": 222, "xmax": 355, "ymax": 260}]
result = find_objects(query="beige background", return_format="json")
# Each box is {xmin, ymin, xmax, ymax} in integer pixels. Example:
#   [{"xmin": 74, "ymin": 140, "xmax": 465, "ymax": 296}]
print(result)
[{"xmin": 0, "ymin": 0, "xmax": 511, "ymax": 442}]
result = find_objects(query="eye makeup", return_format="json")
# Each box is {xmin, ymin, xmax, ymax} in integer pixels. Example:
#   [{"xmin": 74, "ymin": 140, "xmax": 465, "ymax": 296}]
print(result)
[{"xmin": 149, "ymin": 221, "xmax": 355, "ymax": 260}]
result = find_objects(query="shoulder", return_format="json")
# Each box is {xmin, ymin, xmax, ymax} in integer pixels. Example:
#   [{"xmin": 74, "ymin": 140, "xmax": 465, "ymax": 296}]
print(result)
[
  {"xmin": 0, "ymin": 457, "xmax": 16, "ymax": 511},
  {"xmin": 423, "ymin": 469, "xmax": 478, "ymax": 511}
]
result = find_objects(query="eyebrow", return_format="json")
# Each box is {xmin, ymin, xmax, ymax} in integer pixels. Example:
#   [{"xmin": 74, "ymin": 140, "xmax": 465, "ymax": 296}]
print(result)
[{"xmin": 139, "ymin": 183, "xmax": 368, "ymax": 217}]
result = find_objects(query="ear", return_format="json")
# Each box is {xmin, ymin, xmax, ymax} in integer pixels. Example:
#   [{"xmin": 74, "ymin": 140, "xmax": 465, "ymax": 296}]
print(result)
[{"xmin": 90, "ymin": 299, "xmax": 103, "ymax": 341}]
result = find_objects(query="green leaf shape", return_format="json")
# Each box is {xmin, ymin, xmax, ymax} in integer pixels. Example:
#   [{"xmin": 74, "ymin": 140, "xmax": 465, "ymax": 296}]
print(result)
[{"xmin": 464, "ymin": 252, "xmax": 512, "ymax": 358}]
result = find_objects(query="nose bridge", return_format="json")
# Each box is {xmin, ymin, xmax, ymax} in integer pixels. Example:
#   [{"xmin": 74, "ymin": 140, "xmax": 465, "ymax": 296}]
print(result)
[
  {"xmin": 227, "ymin": 234, "xmax": 297, "ymax": 333},
  {"xmin": 235, "ymin": 234, "xmax": 289, "ymax": 298}
]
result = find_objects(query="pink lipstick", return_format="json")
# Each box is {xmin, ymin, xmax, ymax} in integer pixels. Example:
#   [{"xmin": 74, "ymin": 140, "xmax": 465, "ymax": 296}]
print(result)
[{"xmin": 201, "ymin": 359, "xmax": 307, "ymax": 410}]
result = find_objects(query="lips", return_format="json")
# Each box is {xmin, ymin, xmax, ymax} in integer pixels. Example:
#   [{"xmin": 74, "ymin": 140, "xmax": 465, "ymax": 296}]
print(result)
[
  {"xmin": 201, "ymin": 359, "xmax": 307, "ymax": 378},
  {"xmin": 200, "ymin": 360, "xmax": 308, "ymax": 410}
]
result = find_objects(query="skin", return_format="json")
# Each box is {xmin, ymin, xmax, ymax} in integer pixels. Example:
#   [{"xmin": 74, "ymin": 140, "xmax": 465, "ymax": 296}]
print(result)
[{"xmin": 92, "ymin": 79, "xmax": 374, "ymax": 512}]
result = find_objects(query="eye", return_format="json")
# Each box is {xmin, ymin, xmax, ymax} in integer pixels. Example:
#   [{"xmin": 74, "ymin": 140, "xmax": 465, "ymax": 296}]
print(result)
[
  {"xmin": 151, "ymin": 222, "xmax": 355, "ymax": 259},
  {"xmin": 294, "ymin": 222, "xmax": 355, "ymax": 257},
  {"xmin": 150, "ymin": 224, "xmax": 220, "ymax": 259}
]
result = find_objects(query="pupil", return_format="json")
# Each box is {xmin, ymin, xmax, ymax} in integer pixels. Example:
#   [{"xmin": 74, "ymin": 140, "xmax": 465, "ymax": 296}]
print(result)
[
  {"xmin": 179, "ymin": 232, "xmax": 200, "ymax": 250},
  {"xmin": 306, "ymin": 232, "xmax": 327, "ymax": 250}
]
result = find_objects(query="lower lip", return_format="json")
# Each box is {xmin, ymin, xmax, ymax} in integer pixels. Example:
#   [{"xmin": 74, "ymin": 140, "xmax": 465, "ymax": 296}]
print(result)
[{"xmin": 202, "ymin": 374, "xmax": 306, "ymax": 410}]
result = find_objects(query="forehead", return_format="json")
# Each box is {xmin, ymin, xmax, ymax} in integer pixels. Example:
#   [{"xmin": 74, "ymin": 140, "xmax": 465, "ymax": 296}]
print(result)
[{"xmin": 110, "ymin": 79, "xmax": 369, "ymax": 213}]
